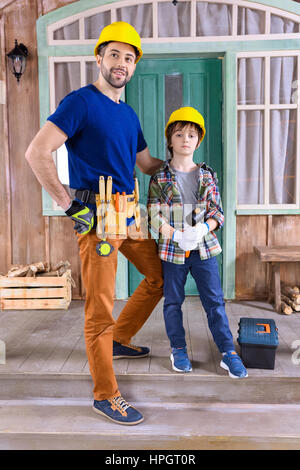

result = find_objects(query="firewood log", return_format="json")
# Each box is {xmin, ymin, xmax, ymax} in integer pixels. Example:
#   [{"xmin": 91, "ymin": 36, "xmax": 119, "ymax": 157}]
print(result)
[
  {"xmin": 53, "ymin": 261, "xmax": 71, "ymax": 276},
  {"xmin": 281, "ymin": 294, "xmax": 300, "ymax": 312},
  {"xmin": 281, "ymin": 301, "xmax": 293, "ymax": 315},
  {"xmin": 282, "ymin": 286, "xmax": 300, "ymax": 305},
  {"xmin": 7, "ymin": 265, "xmax": 30, "ymax": 277},
  {"xmin": 7, "ymin": 261, "xmax": 47, "ymax": 277}
]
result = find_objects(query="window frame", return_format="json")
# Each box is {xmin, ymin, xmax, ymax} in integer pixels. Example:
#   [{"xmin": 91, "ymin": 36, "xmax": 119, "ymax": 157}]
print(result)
[
  {"xmin": 47, "ymin": 0, "xmax": 300, "ymax": 45},
  {"xmin": 236, "ymin": 50, "xmax": 300, "ymax": 212}
]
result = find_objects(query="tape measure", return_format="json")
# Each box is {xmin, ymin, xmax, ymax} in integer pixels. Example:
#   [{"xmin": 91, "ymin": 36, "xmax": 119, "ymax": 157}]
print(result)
[
  {"xmin": 95, "ymin": 176, "xmax": 114, "ymax": 257},
  {"xmin": 96, "ymin": 240, "xmax": 114, "ymax": 257}
]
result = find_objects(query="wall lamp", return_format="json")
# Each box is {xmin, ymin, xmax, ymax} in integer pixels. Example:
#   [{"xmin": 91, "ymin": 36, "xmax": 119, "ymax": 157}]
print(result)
[{"xmin": 6, "ymin": 39, "xmax": 28, "ymax": 82}]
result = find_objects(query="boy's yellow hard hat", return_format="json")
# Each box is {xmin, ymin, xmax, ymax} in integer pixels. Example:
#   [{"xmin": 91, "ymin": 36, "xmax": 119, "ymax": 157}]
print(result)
[
  {"xmin": 94, "ymin": 21, "xmax": 143, "ymax": 63},
  {"xmin": 165, "ymin": 107, "xmax": 206, "ymax": 142}
]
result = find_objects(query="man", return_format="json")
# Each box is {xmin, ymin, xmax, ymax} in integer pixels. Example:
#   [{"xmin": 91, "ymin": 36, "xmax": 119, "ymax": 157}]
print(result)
[{"xmin": 25, "ymin": 21, "xmax": 163, "ymax": 426}]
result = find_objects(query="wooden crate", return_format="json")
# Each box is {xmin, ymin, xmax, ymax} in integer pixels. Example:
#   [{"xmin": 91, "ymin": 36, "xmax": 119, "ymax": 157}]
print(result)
[{"xmin": 0, "ymin": 270, "xmax": 71, "ymax": 310}]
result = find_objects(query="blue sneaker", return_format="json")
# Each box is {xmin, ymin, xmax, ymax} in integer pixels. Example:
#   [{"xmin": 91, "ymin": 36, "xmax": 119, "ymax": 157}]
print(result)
[
  {"xmin": 170, "ymin": 347, "xmax": 192, "ymax": 372},
  {"xmin": 113, "ymin": 341, "xmax": 150, "ymax": 359},
  {"xmin": 220, "ymin": 351, "xmax": 248, "ymax": 378},
  {"xmin": 93, "ymin": 396, "xmax": 144, "ymax": 425}
]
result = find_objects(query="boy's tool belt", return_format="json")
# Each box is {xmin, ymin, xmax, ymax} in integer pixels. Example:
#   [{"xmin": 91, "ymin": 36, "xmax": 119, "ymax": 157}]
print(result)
[{"xmin": 94, "ymin": 176, "xmax": 141, "ymax": 240}]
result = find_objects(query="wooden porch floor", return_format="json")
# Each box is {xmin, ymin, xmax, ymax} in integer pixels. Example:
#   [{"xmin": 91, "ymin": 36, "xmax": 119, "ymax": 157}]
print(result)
[{"xmin": 1, "ymin": 298, "xmax": 300, "ymax": 378}]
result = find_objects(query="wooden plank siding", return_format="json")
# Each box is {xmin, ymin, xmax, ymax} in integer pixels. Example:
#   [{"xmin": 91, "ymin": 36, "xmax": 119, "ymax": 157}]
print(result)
[
  {"xmin": 0, "ymin": 0, "xmax": 300, "ymax": 301},
  {"xmin": 236, "ymin": 215, "xmax": 300, "ymax": 300},
  {"xmin": 0, "ymin": 0, "xmax": 83, "ymax": 298}
]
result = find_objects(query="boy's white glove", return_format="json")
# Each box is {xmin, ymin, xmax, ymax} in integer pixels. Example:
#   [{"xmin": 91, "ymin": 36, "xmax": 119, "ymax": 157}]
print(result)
[
  {"xmin": 173, "ymin": 230, "xmax": 197, "ymax": 251},
  {"xmin": 182, "ymin": 223, "xmax": 209, "ymax": 244},
  {"xmin": 172, "ymin": 230, "xmax": 183, "ymax": 243},
  {"xmin": 178, "ymin": 239, "xmax": 198, "ymax": 251},
  {"xmin": 172, "ymin": 223, "xmax": 209, "ymax": 251}
]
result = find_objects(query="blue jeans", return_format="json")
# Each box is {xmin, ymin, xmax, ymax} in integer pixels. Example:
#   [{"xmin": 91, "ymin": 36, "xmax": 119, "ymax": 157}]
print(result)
[{"xmin": 162, "ymin": 252, "xmax": 234, "ymax": 353}]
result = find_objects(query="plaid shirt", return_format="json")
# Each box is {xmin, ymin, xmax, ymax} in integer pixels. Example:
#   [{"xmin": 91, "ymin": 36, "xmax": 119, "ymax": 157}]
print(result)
[{"xmin": 147, "ymin": 159, "xmax": 224, "ymax": 264}]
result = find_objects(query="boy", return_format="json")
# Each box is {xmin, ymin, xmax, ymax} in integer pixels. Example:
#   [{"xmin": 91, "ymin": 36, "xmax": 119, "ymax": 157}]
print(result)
[{"xmin": 147, "ymin": 107, "xmax": 247, "ymax": 378}]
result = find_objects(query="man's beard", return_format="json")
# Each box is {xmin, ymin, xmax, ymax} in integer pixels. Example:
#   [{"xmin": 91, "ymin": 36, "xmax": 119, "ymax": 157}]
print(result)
[{"xmin": 101, "ymin": 62, "xmax": 131, "ymax": 89}]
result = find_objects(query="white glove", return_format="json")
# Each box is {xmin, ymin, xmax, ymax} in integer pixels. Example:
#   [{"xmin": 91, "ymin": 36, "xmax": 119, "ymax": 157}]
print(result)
[
  {"xmin": 182, "ymin": 223, "xmax": 209, "ymax": 244},
  {"xmin": 172, "ymin": 230, "xmax": 183, "ymax": 243},
  {"xmin": 178, "ymin": 239, "xmax": 198, "ymax": 251},
  {"xmin": 173, "ymin": 230, "xmax": 197, "ymax": 251}
]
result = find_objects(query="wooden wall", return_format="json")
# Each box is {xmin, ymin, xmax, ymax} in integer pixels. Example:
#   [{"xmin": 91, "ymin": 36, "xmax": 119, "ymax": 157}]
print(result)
[
  {"xmin": 0, "ymin": 0, "xmax": 299, "ymax": 301},
  {"xmin": 0, "ymin": 0, "xmax": 82, "ymax": 297},
  {"xmin": 236, "ymin": 215, "xmax": 300, "ymax": 300}
]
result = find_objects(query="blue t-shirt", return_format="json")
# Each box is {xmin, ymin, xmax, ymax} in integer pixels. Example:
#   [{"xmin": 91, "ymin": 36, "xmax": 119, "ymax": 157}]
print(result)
[{"xmin": 47, "ymin": 84, "xmax": 147, "ymax": 195}]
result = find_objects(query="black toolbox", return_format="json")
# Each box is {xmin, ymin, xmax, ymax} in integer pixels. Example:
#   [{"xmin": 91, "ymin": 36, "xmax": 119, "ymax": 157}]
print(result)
[{"xmin": 238, "ymin": 317, "xmax": 279, "ymax": 369}]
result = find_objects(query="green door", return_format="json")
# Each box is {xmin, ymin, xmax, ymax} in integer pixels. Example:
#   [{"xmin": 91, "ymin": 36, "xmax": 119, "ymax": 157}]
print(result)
[{"xmin": 126, "ymin": 57, "xmax": 223, "ymax": 296}]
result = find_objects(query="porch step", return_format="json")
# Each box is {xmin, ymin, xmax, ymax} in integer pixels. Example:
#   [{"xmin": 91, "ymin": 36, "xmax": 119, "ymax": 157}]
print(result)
[
  {"xmin": 0, "ymin": 398, "xmax": 300, "ymax": 450},
  {"xmin": 1, "ymin": 372, "xmax": 300, "ymax": 404}
]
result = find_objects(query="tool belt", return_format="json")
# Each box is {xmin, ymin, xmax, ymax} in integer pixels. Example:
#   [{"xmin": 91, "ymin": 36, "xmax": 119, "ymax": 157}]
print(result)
[
  {"xmin": 76, "ymin": 176, "xmax": 141, "ymax": 238},
  {"xmin": 75, "ymin": 189, "xmax": 135, "ymax": 207}
]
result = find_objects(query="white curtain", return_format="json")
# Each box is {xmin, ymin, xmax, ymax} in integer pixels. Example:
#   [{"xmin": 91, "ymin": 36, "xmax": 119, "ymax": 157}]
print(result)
[
  {"xmin": 54, "ymin": 3, "xmax": 298, "ymax": 205},
  {"xmin": 238, "ymin": 54, "xmax": 297, "ymax": 205}
]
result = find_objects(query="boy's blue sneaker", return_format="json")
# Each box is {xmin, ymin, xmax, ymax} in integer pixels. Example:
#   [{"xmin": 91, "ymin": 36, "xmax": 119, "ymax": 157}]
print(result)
[
  {"xmin": 113, "ymin": 341, "xmax": 150, "ymax": 359},
  {"xmin": 170, "ymin": 347, "xmax": 192, "ymax": 372},
  {"xmin": 220, "ymin": 351, "xmax": 248, "ymax": 378},
  {"xmin": 93, "ymin": 396, "xmax": 144, "ymax": 425}
]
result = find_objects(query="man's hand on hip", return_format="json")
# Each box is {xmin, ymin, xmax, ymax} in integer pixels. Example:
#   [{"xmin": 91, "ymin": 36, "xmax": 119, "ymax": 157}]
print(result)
[{"xmin": 65, "ymin": 200, "xmax": 94, "ymax": 235}]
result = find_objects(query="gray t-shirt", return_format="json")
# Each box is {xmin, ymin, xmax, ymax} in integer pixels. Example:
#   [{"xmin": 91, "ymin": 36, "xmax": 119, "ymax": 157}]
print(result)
[{"xmin": 172, "ymin": 165, "xmax": 201, "ymax": 228}]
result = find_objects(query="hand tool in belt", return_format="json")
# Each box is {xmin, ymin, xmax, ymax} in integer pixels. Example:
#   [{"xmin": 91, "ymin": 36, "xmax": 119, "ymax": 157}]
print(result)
[
  {"xmin": 134, "ymin": 178, "xmax": 141, "ymax": 231},
  {"xmin": 114, "ymin": 190, "xmax": 127, "ymax": 236},
  {"xmin": 96, "ymin": 176, "xmax": 114, "ymax": 257}
]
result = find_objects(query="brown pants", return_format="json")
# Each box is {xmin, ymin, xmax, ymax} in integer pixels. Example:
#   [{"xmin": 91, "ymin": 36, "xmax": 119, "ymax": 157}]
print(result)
[{"xmin": 77, "ymin": 230, "xmax": 163, "ymax": 401}]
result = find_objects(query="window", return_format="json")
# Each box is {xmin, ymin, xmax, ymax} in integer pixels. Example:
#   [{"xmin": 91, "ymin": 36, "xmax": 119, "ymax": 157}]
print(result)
[
  {"xmin": 47, "ymin": 0, "xmax": 300, "ymax": 44},
  {"xmin": 237, "ymin": 52, "xmax": 300, "ymax": 208}
]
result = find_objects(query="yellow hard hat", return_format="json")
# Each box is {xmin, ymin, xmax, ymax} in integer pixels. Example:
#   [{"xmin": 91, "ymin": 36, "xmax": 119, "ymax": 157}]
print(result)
[
  {"xmin": 165, "ymin": 106, "xmax": 206, "ymax": 142},
  {"xmin": 94, "ymin": 21, "xmax": 143, "ymax": 63}
]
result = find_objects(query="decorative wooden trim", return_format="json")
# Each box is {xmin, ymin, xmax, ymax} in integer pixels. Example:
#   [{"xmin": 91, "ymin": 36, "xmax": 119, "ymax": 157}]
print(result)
[
  {"xmin": 44, "ymin": 0, "xmax": 300, "ymax": 46},
  {"xmin": 190, "ymin": 0, "xmax": 196, "ymax": 38},
  {"xmin": 237, "ymin": 104, "xmax": 298, "ymax": 110},
  {"xmin": 223, "ymin": 51, "xmax": 237, "ymax": 300},
  {"xmin": 237, "ymin": 49, "xmax": 300, "ymax": 57},
  {"xmin": 47, "ymin": 34, "xmax": 300, "ymax": 47},
  {"xmin": 152, "ymin": 0, "xmax": 158, "ymax": 39},
  {"xmin": 236, "ymin": 208, "xmax": 300, "ymax": 214},
  {"xmin": 0, "ymin": 15, "xmax": 12, "ymax": 270},
  {"xmin": 296, "ymin": 54, "xmax": 300, "ymax": 208},
  {"xmin": 264, "ymin": 55, "xmax": 270, "ymax": 206},
  {"xmin": 232, "ymin": 4, "xmax": 238, "ymax": 37}
]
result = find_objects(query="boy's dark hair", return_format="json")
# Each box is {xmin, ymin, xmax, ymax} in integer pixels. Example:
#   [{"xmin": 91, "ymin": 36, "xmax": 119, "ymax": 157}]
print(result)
[
  {"xmin": 166, "ymin": 121, "xmax": 203, "ymax": 158},
  {"xmin": 96, "ymin": 41, "xmax": 140, "ymax": 61}
]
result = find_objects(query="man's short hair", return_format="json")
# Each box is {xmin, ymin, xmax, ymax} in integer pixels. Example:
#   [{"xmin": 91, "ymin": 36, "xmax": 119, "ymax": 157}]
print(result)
[{"xmin": 96, "ymin": 41, "xmax": 140, "ymax": 61}]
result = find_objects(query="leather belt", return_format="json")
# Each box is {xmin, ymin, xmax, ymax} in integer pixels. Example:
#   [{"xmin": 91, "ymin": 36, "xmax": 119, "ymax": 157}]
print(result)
[
  {"xmin": 75, "ymin": 189, "xmax": 97, "ymax": 204},
  {"xmin": 75, "ymin": 189, "xmax": 135, "ymax": 205}
]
